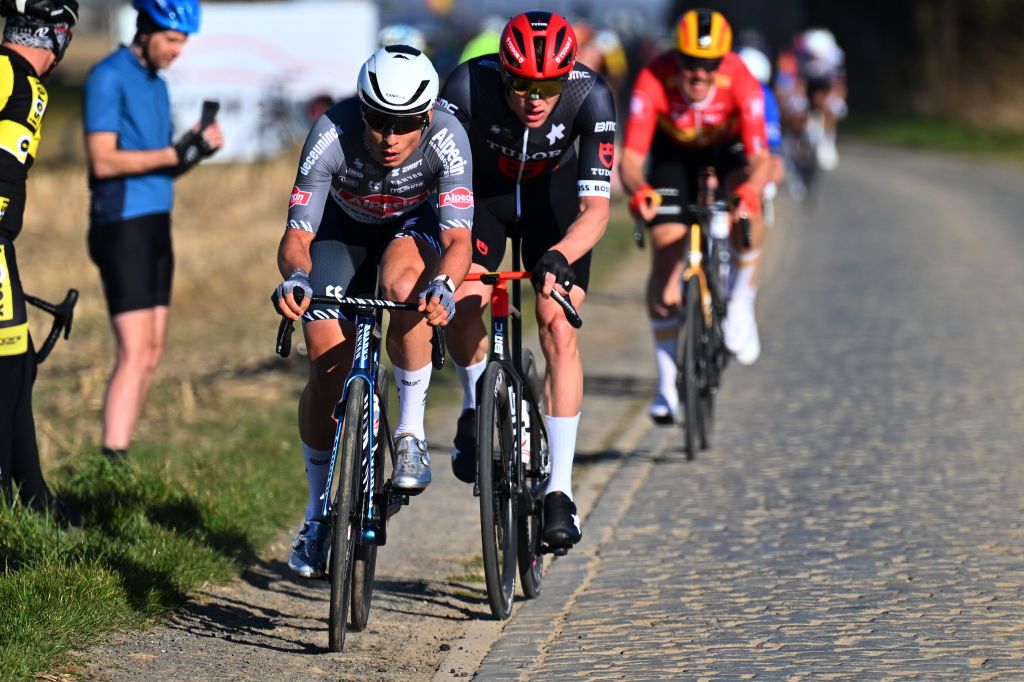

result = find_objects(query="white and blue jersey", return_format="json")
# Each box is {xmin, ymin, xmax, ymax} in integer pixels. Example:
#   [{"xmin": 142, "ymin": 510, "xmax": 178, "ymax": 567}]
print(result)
[{"xmin": 84, "ymin": 46, "xmax": 175, "ymax": 224}]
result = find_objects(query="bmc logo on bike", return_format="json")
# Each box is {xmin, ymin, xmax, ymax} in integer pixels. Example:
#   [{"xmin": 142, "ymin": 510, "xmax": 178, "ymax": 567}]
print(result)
[
  {"xmin": 289, "ymin": 187, "xmax": 311, "ymax": 208},
  {"xmin": 439, "ymin": 187, "xmax": 474, "ymax": 209}
]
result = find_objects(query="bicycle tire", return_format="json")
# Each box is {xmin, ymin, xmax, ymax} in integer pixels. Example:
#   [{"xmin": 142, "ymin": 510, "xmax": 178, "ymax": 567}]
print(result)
[
  {"xmin": 328, "ymin": 379, "xmax": 368, "ymax": 652},
  {"xmin": 517, "ymin": 349, "xmax": 545, "ymax": 599},
  {"xmin": 477, "ymin": 361, "xmax": 518, "ymax": 619},
  {"xmin": 350, "ymin": 369, "xmax": 387, "ymax": 632},
  {"xmin": 678, "ymin": 275, "xmax": 701, "ymax": 460}
]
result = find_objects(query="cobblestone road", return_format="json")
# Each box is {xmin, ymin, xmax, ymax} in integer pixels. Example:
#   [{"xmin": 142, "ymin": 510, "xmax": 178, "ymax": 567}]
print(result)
[{"xmin": 474, "ymin": 145, "xmax": 1024, "ymax": 679}]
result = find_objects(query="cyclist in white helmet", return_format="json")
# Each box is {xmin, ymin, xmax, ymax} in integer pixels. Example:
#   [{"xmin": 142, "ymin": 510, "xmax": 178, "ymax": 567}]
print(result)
[{"xmin": 275, "ymin": 46, "xmax": 474, "ymax": 578}]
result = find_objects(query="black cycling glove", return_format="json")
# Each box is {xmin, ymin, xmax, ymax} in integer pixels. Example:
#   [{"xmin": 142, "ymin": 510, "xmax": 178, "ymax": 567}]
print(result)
[
  {"xmin": 173, "ymin": 130, "xmax": 217, "ymax": 175},
  {"xmin": 531, "ymin": 250, "xmax": 575, "ymax": 292}
]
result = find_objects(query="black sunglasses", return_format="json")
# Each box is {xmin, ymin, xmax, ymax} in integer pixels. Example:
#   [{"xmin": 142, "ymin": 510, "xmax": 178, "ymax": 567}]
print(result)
[
  {"xmin": 678, "ymin": 54, "xmax": 723, "ymax": 72},
  {"xmin": 362, "ymin": 106, "xmax": 428, "ymax": 135}
]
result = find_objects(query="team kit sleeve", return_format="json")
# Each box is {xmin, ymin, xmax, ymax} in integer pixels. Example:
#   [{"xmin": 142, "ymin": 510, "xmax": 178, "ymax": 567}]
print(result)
[
  {"xmin": 430, "ymin": 114, "xmax": 474, "ymax": 232},
  {"xmin": 733, "ymin": 66, "xmax": 769, "ymax": 157},
  {"xmin": 623, "ymin": 66, "xmax": 667, "ymax": 156},
  {"xmin": 574, "ymin": 78, "xmax": 617, "ymax": 199},
  {"xmin": 83, "ymin": 64, "xmax": 121, "ymax": 134},
  {"xmin": 286, "ymin": 115, "xmax": 343, "ymax": 235}
]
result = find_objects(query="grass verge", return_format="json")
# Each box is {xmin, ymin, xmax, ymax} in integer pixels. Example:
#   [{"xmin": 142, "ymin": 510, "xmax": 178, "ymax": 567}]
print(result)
[
  {"xmin": 0, "ymin": 392, "xmax": 304, "ymax": 680},
  {"xmin": 845, "ymin": 114, "xmax": 1024, "ymax": 161}
]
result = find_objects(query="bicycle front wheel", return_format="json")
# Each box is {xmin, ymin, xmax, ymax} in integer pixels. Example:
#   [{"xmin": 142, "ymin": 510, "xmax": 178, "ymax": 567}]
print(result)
[
  {"xmin": 351, "ymin": 370, "xmax": 387, "ymax": 632},
  {"xmin": 328, "ymin": 379, "xmax": 367, "ymax": 652},
  {"xmin": 518, "ymin": 349, "xmax": 545, "ymax": 600},
  {"xmin": 477, "ymin": 361, "xmax": 518, "ymax": 619},
  {"xmin": 678, "ymin": 275, "xmax": 702, "ymax": 460}
]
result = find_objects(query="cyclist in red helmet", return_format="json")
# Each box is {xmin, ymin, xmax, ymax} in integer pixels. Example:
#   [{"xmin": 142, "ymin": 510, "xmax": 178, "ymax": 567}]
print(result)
[
  {"xmin": 622, "ymin": 8, "xmax": 772, "ymax": 426},
  {"xmin": 439, "ymin": 10, "xmax": 617, "ymax": 551}
]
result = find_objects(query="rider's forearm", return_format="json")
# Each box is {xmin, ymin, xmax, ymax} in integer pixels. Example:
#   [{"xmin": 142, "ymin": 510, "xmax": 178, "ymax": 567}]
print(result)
[
  {"xmin": 277, "ymin": 229, "xmax": 314, "ymax": 278},
  {"xmin": 743, "ymin": 151, "xmax": 773, "ymax": 196},
  {"xmin": 436, "ymin": 229, "xmax": 472, "ymax": 287},
  {"xmin": 619, "ymin": 149, "xmax": 648, "ymax": 196},
  {"xmin": 553, "ymin": 198, "xmax": 609, "ymax": 264}
]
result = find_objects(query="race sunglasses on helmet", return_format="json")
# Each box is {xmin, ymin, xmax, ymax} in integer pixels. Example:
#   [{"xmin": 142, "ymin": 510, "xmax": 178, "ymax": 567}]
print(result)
[
  {"xmin": 361, "ymin": 105, "xmax": 428, "ymax": 135},
  {"xmin": 501, "ymin": 71, "xmax": 568, "ymax": 99},
  {"xmin": 678, "ymin": 54, "xmax": 723, "ymax": 72}
]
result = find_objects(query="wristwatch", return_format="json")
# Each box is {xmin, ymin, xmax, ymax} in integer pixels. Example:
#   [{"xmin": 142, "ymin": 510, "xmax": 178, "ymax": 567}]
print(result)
[{"xmin": 432, "ymin": 274, "xmax": 455, "ymax": 293}]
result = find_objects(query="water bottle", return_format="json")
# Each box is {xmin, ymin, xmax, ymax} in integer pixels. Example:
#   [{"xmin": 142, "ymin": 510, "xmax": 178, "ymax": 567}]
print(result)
[
  {"xmin": 710, "ymin": 202, "xmax": 731, "ymax": 239},
  {"xmin": 520, "ymin": 399, "xmax": 532, "ymax": 465}
]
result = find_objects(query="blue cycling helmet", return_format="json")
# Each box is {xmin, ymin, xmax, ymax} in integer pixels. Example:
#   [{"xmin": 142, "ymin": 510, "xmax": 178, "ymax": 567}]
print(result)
[{"xmin": 132, "ymin": 0, "xmax": 200, "ymax": 34}]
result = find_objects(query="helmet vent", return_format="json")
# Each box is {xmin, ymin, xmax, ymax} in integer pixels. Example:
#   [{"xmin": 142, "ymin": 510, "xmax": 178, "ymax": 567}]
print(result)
[
  {"xmin": 385, "ymin": 44, "xmax": 422, "ymax": 57},
  {"xmin": 533, "ymin": 36, "xmax": 545, "ymax": 73}
]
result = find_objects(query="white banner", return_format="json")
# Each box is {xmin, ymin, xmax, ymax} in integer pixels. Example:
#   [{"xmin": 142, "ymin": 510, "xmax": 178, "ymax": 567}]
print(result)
[{"xmin": 116, "ymin": 1, "xmax": 378, "ymax": 162}]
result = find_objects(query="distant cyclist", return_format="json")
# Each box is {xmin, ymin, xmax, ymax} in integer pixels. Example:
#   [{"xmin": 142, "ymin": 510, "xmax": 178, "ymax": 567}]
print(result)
[
  {"xmin": 440, "ymin": 11, "xmax": 616, "ymax": 551},
  {"xmin": 84, "ymin": 0, "xmax": 223, "ymax": 462},
  {"xmin": 621, "ymin": 8, "xmax": 771, "ymax": 426},
  {"xmin": 276, "ymin": 46, "xmax": 473, "ymax": 578},
  {"xmin": 378, "ymin": 23, "xmax": 427, "ymax": 54},
  {"xmin": 0, "ymin": 0, "xmax": 81, "ymax": 527}
]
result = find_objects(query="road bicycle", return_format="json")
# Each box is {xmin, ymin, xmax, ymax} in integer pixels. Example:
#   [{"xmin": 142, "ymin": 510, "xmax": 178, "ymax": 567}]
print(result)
[
  {"xmin": 25, "ymin": 288, "xmax": 78, "ymax": 364},
  {"xmin": 677, "ymin": 168, "xmax": 750, "ymax": 460},
  {"xmin": 466, "ymin": 239, "xmax": 582, "ymax": 620},
  {"xmin": 275, "ymin": 288, "xmax": 444, "ymax": 652}
]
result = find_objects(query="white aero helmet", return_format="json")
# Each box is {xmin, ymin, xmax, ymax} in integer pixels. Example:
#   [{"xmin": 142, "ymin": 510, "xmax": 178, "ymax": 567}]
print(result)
[
  {"xmin": 738, "ymin": 47, "xmax": 771, "ymax": 85},
  {"xmin": 358, "ymin": 45, "xmax": 439, "ymax": 116},
  {"xmin": 802, "ymin": 28, "xmax": 839, "ymax": 62}
]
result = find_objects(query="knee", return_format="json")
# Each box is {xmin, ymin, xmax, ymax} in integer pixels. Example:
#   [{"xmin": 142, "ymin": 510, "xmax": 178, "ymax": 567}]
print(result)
[
  {"xmin": 306, "ymin": 365, "xmax": 344, "ymax": 408},
  {"xmin": 538, "ymin": 313, "xmax": 577, "ymax": 361},
  {"xmin": 381, "ymin": 265, "xmax": 425, "ymax": 304}
]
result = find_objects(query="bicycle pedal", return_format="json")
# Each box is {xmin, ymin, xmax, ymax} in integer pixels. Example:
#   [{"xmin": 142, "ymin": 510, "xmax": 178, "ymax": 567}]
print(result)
[{"xmin": 540, "ymin": 543, "xmax": 570, "ymax": 556}]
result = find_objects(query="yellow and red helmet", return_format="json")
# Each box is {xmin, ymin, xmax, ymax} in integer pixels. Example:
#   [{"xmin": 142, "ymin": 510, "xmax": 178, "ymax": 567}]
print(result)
[{"xmin": 676, "ymin": 8, "xmax": 732, "ymax": 59}]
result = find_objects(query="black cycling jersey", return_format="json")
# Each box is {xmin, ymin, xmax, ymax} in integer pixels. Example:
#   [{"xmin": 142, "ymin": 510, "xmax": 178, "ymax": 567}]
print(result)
[
  {"xmin": 438, "ymin": 56, "xmax": 616, "ymax": 202},
  {"xmin": 286, "ymin": 97, "xmax": 474, "ymax": 234}
]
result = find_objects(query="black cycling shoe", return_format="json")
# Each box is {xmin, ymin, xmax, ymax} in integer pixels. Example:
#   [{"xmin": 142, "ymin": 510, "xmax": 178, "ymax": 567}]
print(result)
[
  {"xmin": 542, "ymin": 492, "xmax": 581, "ymax": 548},
  {"xmin": 51, "ymin": 499, "xmax": 86, "ymax": 530},
  {"xmin": 450, "ymin": 408, "xmax": 476, "ymax": 483}
]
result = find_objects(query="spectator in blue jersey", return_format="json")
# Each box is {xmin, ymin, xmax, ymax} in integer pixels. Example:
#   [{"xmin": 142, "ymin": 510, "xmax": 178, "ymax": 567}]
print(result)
[{"xmin": 83, "ymin": 0, "xmax": 222, "ymax": 461}]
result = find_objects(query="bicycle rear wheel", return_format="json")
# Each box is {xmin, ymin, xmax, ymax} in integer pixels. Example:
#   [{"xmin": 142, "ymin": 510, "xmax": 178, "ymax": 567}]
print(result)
[
  {"xmin": 350, "ymin": 370, "xmax": 387, "ymax": 632},
  {"xmin": 328, "ymin": 379, "xmax": 367, "ymax": 652},
  {"xmin": 678, "ymin": 276, "xmax": 702, "ymax": 460},
  {"xmin": 477, "ymin": 361, "xmax": 518, "ymax": 619},
  {"xmin": 517, "ymin": 349, "xmax": 545, "ymax": 599}
]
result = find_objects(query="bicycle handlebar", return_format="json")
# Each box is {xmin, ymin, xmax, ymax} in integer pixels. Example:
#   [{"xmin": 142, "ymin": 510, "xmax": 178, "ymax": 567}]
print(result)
[
  {"xmin": 24, "ymin": 289, "xmax": 78, "ymax": 365},
  {"xmin": 273, "ymin": 289, "xmax": 446, "ymax": 369},
  {"xmin": 465, "ymin": 270, "xmax": 583, "ymax": 329}
]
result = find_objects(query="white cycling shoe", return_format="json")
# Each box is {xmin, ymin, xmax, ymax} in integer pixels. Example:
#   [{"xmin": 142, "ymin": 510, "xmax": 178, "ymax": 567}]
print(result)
[
  {"xmin": 648, "ymin": 392, "xmax": 681, "ymax": 426},
  {"xmin": 724, "ymin": 301, "xmax": 761, "ymax": 366}
]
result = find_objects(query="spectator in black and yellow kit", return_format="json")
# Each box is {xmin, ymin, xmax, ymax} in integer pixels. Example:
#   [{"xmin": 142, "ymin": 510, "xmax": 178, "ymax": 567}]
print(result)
[{"xmin": 0, "ymin": 0, "xmax": 81, "ymax": 526}]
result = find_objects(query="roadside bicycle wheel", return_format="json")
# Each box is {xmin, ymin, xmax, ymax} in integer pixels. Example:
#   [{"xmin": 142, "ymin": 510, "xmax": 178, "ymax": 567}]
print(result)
[
  {"xmin": 518, "ymin": 349, "xmax": 545, "ymax": 599},
  {"xmin": 328, "ymin": 379, "xmax": 368, "ymax": 652},
  {"xmin": 477, "ymin": 360, "xmax": 518, "ymax": 619},
  {"xmin": 351, "ymin": 369, "xmax": 387, "ymax": 632},
  {"xmin": 678, "ymin": 275, "xmax": 702, "ymax": 460}
]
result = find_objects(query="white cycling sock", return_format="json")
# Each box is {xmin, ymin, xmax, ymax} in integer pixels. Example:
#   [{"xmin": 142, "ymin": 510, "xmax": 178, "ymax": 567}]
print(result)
[
  {"xmin": 651, "ymin": 317, "xmax": 678, "ymax": 402},
  {"xmin": 393, "ymin": 363, "xmax": 431, "ymax": 440},
  {"xmin": 731, "ymin": 249, "xmax": 761, "ymax": 305},
  {"xmin": 302, "ymin": 440, "xmax": 331, "ymax": 520},
  {"xmin": 454, "ymin": 358, "xmax": 487, "ymax": 410},
  {"xmin": 545, "ymin": 413, "xmax": 581, "ymax": 499}
]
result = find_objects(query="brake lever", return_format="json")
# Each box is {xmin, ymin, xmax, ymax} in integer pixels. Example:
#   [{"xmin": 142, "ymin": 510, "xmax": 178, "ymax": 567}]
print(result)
[{"xmin": 550, "ymin": 289, "xmax": 582, "ymax": 329}]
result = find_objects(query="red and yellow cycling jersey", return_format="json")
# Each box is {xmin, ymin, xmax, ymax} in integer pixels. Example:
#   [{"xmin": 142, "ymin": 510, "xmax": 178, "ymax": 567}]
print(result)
[{"xmin": 624, "ymin": 51, "xmax": 766, "ymax": 157}]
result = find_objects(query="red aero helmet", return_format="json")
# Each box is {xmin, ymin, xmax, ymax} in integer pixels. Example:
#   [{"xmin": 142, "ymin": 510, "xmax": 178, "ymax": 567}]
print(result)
[{"xmin": 500, "ymin": 10, "xmax": 577, "ymax": 80}]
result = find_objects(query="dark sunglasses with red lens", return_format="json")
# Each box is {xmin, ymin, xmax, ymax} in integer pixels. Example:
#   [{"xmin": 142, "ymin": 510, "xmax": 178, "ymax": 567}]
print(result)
[
  {"xmin": 678, "ymin": 54, "xmax": 723, "ymax": 72},
  {"xmin": 361, "ymin": 105, "xmax": 428, "ymax": 134}
]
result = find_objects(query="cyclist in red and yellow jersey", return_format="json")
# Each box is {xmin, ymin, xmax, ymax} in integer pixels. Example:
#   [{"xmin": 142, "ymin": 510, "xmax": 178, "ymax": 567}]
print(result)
[{"xmin": 621, "ymin": 8, "xmax": 772, "ymax": 424}]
